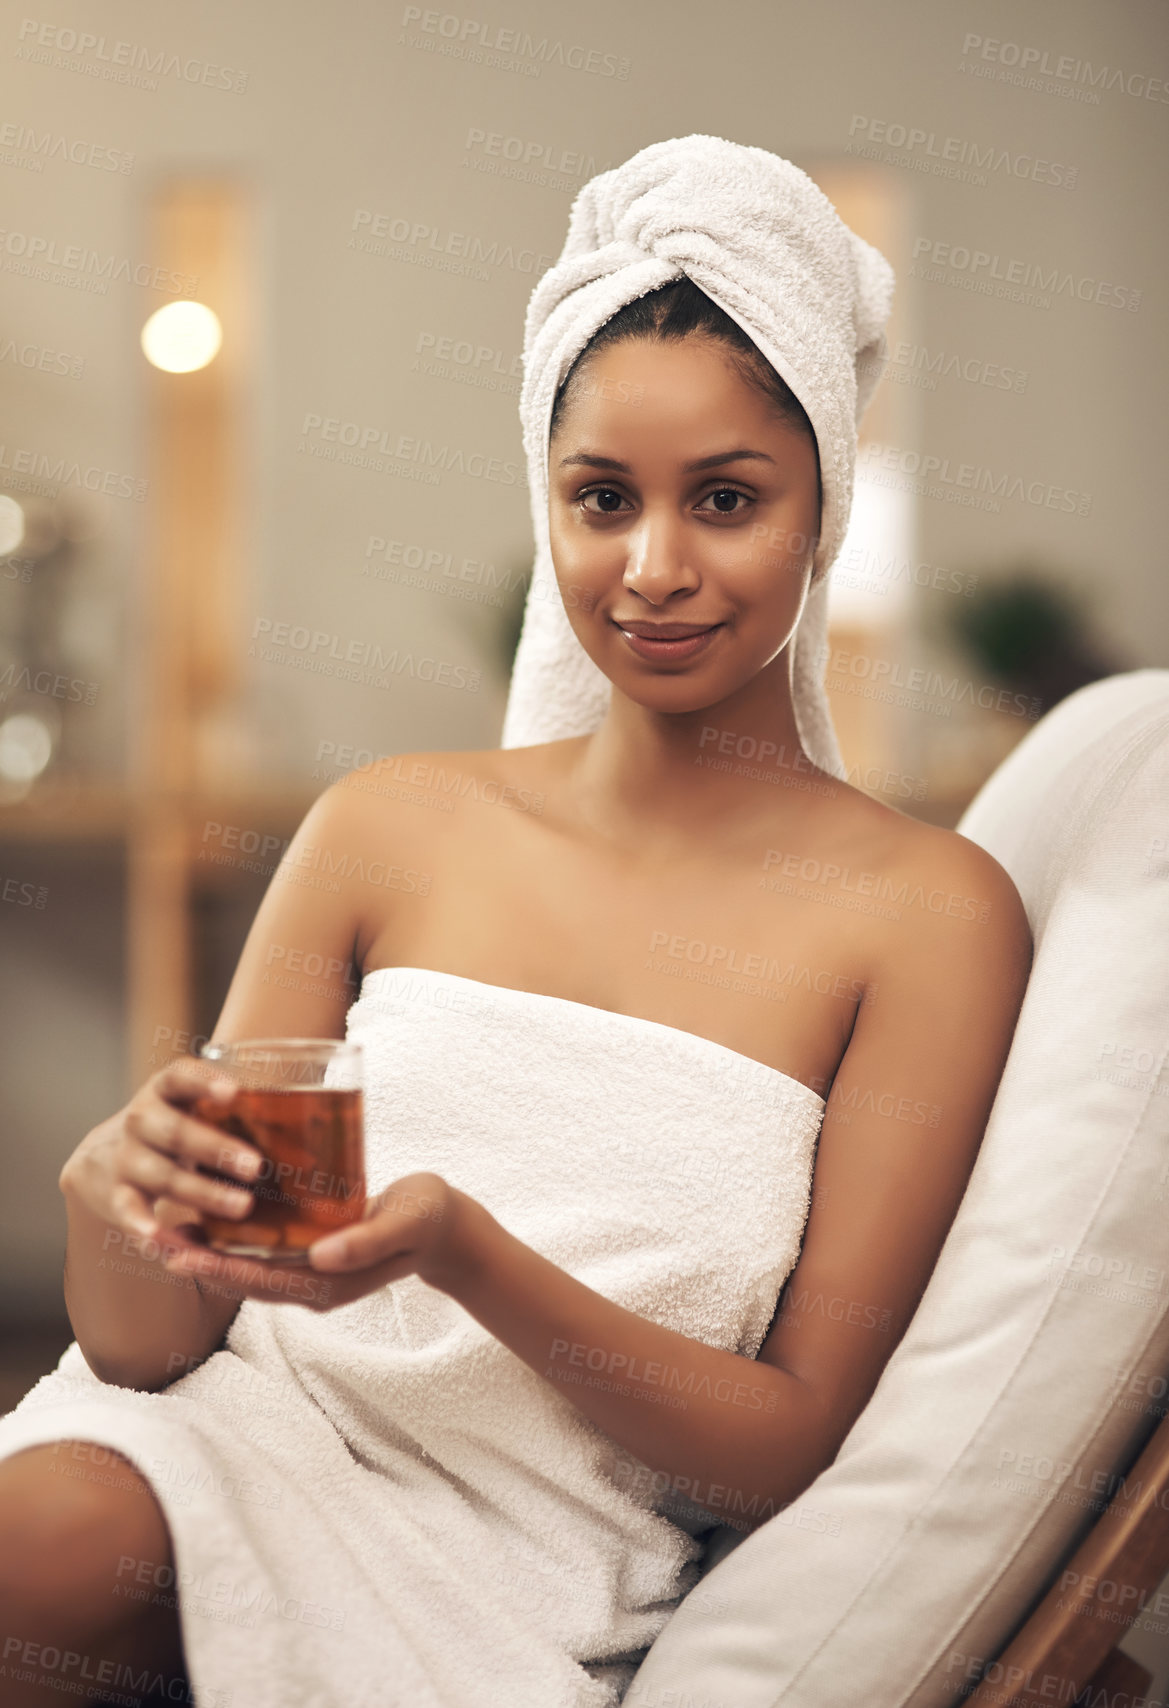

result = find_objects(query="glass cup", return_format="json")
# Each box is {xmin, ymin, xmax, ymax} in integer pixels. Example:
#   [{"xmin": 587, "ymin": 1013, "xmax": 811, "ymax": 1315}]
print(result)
[{"xmin": 191, "ymin": 1038, "xmax": 366, "ymax": 1261}]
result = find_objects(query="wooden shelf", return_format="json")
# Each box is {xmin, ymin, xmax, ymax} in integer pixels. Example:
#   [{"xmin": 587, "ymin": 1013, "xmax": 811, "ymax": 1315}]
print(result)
[
  {"xmin": 0, "ymin": 780, "xmax": 316, "ymax": 842},
  {"xmin": 0, "ymin": 774, "xmax": 319, "ymax": 1083},
  {"xmin": 0, "ymin": 780, "xmax": 129, "ymax": 840},
  {"xmin": 0, "ymin": 780, "xmax": 316, "ymax": 843}
]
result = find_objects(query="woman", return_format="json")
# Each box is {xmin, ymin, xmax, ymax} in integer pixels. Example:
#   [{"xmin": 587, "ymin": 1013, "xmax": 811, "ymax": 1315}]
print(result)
[{"xmin": 0, "ymin": 137, "xmax": 1031, "ymax": 1707}]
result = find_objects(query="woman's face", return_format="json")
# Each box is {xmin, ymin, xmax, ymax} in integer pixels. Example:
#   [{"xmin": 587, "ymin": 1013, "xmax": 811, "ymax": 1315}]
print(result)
[{"xmin": 548, "ymin": 334, "xmax": 821, "ymax": 716}]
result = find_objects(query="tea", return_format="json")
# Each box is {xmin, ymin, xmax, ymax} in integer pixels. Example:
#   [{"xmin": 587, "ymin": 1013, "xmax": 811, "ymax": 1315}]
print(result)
[{"xmin": 194, "ymin": 1085, "xmax": 366, "ymax": 1259}]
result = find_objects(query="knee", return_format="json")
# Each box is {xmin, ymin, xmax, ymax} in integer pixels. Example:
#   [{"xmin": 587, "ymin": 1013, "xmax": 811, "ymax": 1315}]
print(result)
[{"xmin": 0, "ymin": 1443, "xmax": 169, "ymax": 1633}]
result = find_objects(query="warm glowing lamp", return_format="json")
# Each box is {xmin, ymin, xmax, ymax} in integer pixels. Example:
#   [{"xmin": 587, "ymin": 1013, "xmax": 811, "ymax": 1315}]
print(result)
[
  {"xmin": 0, "ymin": 494, "xmax": 25, "ymax": 554},
  {"xmin": 0, "ymin": 711, "xmax": 54, "ymax": 784},
  {"xmin": 140, "ymin": 299, "xmax": 223, "ymax": 373}
]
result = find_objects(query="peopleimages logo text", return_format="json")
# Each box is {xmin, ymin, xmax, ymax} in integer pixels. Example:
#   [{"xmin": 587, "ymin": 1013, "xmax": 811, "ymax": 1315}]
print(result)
[
  {"xmin": 0, "ymin": 226, "xmax": 196, "ymax": 294},
  {"xmin": 911, "ymin": 237, "xmax": 1140, "ymax": 310},
  {"xmin": 399, "ymin": 8, "xmax": 630, "ymax": 78},
  {"xmin": 15, "ymin": 19, "xmax": 249, "ymax": 92},
  {"xmin": 861, "ymin": 441, "xmax": 1090, "ymax": 517},
  {"xmin": 848, "ymin": 115, "xmax": 1077, "ymax": 189},
  {"xmin": 350, "ymin": 209, "xmax": 552, "ymax": 278},
  {"xmin": 960, "ymin": 34, "xmax": 1169, "ymax": 104}
]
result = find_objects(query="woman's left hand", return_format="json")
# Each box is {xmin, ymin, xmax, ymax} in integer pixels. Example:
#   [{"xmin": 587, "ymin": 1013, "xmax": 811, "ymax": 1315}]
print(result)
[{"xmin": 162, "ymin": 1172, "xmax": 484, "ymax": 1312}]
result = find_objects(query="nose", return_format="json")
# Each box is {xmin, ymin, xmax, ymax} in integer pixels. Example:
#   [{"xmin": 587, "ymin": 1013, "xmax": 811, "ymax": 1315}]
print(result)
[{"xmin": 622, "ymin": 509, "xmax": 700, "ymax": 604}]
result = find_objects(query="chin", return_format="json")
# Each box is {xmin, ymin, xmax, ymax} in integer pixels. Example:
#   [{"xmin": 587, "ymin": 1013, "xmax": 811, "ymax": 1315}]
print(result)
[{"xmin": 614, "ymin": 669, "xmax": 732, "ymax": 715}]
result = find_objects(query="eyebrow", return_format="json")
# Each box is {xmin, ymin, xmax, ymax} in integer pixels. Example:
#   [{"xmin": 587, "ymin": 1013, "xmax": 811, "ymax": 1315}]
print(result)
[{"xmin": 556, "ymin": 449, "xmax": 776, "ymax": 473}]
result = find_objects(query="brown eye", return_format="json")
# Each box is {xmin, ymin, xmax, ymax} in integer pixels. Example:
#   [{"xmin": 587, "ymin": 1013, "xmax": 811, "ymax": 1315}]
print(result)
[
  {"xmin": 581, "ymin": 487, "xmax": 629, "ymax": 514},
  {"xmin": 703, "ymin": 488, "xmax": 748, "ymax": 514}
]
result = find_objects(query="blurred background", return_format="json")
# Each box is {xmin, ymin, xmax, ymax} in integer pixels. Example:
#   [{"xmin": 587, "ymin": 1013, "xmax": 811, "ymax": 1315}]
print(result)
[{"xmin": 0, "ymin": 0, "xmax": 1165, "ymax": 1667}]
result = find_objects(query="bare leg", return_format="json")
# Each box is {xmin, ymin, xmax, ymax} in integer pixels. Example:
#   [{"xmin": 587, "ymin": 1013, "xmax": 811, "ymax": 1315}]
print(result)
[{"xmin": 0, "ymin": 1442, "xmax": 188, "ymax": 1707}]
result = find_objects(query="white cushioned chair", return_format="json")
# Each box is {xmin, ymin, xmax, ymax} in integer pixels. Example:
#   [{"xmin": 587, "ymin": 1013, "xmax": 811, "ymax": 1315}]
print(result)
[{"xmin": 626, "ymin": 668, "xmax": 1169, "ymax": 1707}]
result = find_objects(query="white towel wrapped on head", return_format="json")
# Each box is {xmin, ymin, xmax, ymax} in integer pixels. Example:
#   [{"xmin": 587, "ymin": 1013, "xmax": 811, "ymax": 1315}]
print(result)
[{"xmin": 501, "ymin": 132, "xmax": 895, "ymax": 779}]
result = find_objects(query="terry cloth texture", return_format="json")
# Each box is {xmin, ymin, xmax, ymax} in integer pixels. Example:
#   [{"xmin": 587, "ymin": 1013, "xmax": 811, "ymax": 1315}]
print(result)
[{"xmin": 0, "ymin": 966, "xmax": 825, "ymax": 1708}]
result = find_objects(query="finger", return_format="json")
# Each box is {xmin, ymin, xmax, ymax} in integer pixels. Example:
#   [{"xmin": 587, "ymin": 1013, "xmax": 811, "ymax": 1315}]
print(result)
[
  {"xmin": 153, "ymin": 1195, "xmax": 207, "ymax": 1234},
  {"xmin": 152, "ymin": 1059, "xmax": 239, "ymax": 1108},
  {"xmin": 306, "ymin": 1228, "xmax": 362, "ymax": 1270},
  {"xmin": 104, "ymin": 1197, "xmax": 212, "ymax": 1263},
  {"xmin": 120, "ymin": 1143, "xmax": 256, "ymax": 1222},
  {"xmin": 108, "ymin": 1180, "xmax": 164, "ymax": 1243},
  {"xmin": 309, "ymin": 1210, "xmax": 418, "ymax": 1273},
  {"xmin": 310, "ymin": 1178, "xmax": 447, "ymax": 1270},
  {"xmin": 130, "ymin": 1100, "xmax": 263, "ymax": 1186}
]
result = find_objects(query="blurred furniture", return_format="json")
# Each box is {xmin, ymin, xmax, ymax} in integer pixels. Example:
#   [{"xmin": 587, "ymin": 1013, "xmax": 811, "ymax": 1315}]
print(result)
[
  {"xmin": 966, "ymin": 1403, "xmax": 1169, "ymax": 1705},
  {"xmin": 0, "ymin": 777, "xmax": 313, "ymax": 1087},
  {"xmin": 0, "ymin": 177, "xmax": 317, "ymax": 1091}
]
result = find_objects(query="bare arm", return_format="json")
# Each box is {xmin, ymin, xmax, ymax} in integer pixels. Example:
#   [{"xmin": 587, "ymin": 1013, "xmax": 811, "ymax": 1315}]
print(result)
[
  {"xmin": 436, "ymin": 1197, "xmax": 827, "ymax": 1532},
  {"xmin": 58, "ymin": 781, "xmax": 377, "ymax": 1391},
  {"xmin": 758, "ymin": 833, "xmax": 1032, "ymax": 1451}
]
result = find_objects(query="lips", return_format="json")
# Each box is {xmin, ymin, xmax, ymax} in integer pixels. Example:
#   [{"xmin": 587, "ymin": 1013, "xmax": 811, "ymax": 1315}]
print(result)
[
  {"xmin": 613, "ymin": 618, "xmax": 724, "ymax": 663},
  {"xmin": 615, "ymin": 621, "xmax": 722, "ymax": 639}
]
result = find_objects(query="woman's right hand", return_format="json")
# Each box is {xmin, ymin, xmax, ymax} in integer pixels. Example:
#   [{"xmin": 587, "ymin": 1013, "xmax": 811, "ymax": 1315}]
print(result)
[{"xmin": 59, "ymin": 1058, "xmax": 264, "ymax": 1253}]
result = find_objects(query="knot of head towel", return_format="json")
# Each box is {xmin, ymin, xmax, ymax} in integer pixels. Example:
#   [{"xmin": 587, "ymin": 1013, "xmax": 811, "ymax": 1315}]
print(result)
[{"xmin": 501, "ymin": 133, "xmax": 895, "ymax": 779}]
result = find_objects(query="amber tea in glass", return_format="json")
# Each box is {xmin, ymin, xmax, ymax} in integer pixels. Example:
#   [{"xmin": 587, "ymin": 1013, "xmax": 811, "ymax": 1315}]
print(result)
[{"xmin": 192, "ymin": 1039, "xmax": 365, "ymax": 1261}]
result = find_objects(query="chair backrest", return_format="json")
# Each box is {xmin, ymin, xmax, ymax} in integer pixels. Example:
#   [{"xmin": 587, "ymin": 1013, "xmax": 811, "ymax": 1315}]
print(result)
[{"xmin": 627, "ymin": 669, "xmax": 1169, "ymax": 1707}]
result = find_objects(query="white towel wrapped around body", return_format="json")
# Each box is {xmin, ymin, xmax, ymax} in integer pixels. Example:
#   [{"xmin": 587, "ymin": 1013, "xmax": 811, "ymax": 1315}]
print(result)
[
  {"xmin": 0, "ymin": 969, "xmax": 825, "ymax": 1707},
  {"xmin": 501, "ymin": 132, "xmax": 894, "ymax": 778}
]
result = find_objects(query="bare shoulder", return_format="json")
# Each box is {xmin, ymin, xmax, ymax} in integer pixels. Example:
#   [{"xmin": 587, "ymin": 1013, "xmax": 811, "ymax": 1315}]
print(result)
[
  {"xmin": 326, "ymin": 742, "xmax": 560, "ymax": 816},
  {"xmin": 828, "ymin": 792, "xmax": 1035, "ymax": 1060},
  {"xmin": 312, "ymin": 742, "xmax": 574, "ymax": 872},
  {"xmin": 793, "ymin": 782, "xmax": 1034, "ymax": 1058},
  {"xmin": 886, "ymin": 804, "xmax": 1031, "ymax": 955},
  {"xmin": 826, "ymin": 780, "xmax": 1031, "ymax": 951}
]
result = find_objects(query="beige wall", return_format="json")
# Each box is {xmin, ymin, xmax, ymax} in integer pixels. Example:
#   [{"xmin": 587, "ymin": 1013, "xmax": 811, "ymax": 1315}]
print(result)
[{"xmin": 3, "ymin": 0, "xmax": 1165, "ymax": 785}]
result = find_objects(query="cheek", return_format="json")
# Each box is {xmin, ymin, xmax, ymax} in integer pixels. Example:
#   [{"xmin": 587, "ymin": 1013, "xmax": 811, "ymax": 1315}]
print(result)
[
  {"xmin": 547, "ymin": 514, "xmax": 609, "ymax": 618},
  {"xmin": 744, "ymin": 544, "xmax": 813, "ymax": 592},
  {"xmin": 547, "ymin": 501, "xmax": 575, "ymax": 554},
  {"xmin": 549, "ymin": 509, "xmax": 611, "ymax": 577},
  {"xmin": 740, "ymin": 502, "xmax": 819, "ymax": 584},
  {"xmin": 715, "ymin": 527, "xmax": 807, "ymax": 598},
  {"xmin": 547, "ymin": 505, "xmax": 570, "ymax": 554}
]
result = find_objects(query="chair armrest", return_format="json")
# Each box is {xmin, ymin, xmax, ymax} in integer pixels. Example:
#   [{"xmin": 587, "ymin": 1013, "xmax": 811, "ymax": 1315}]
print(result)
[{"xmin": 966, "ymin": 1407, "xmax": 1169, "ymax": 1706}]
